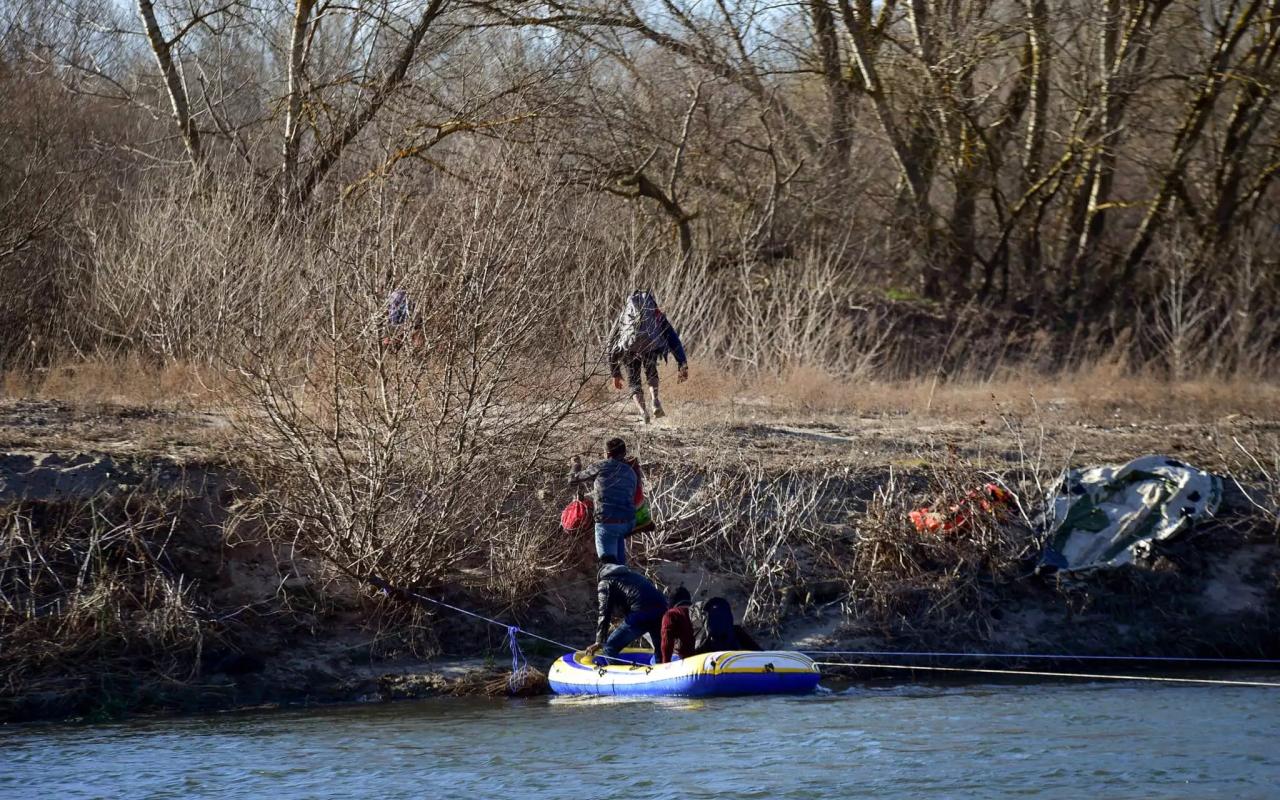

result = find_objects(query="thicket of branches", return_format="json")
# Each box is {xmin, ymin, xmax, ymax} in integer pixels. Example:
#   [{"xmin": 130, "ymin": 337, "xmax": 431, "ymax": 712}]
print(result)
[{"xmin": 2, "ymin": 0, "xmax": 1278, "ymax": 375}]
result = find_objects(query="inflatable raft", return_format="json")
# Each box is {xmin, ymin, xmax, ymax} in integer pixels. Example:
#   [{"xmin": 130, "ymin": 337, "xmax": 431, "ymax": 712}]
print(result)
[{"xmin": 548, "ymin": 648, "xmax": 821, "ymax": 697}]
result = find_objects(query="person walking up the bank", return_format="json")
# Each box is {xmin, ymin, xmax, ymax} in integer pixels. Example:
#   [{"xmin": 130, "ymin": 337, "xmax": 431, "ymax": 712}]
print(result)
[
  {"xmin": 568, "ymin": 437, "xmax": 638, "ymax": 565},
  {"xmin": 608, "ymin": 289, "xmax": 689, "ymax": 423}
]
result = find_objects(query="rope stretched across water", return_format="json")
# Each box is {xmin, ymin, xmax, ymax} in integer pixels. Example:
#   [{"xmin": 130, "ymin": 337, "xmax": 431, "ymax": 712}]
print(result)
[
  {"xmin": 813, "ymin": 661, "xmax": 1280, "ymax": 688},
  {"xmin": 801, "ymin": 649, "xmax": 1280, "ymax": 665},
  {"xmin": 367, "ymin": 577, "xmax": 1280, "ymax": 687}
]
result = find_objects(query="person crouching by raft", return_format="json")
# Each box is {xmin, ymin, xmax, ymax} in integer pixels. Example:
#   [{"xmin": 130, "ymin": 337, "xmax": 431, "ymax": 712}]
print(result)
[
  {"xmin": 583, "ymin": 555, "xmax": 668, "ymax": 663},
  {"xmin": 658, "ymin": 586, "xmax": 696, "ymax": 664},
  {"xmin": 694, "ymin": 597, "xmax": 761, "ymax": 654},
  {"xmin": 568, "ymin": 437, "xmax": 638, "ymax": 565}
]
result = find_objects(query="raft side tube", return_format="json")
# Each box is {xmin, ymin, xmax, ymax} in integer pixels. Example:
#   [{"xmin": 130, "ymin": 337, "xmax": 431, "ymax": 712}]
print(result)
[{"xmin": 548, "ymin": 649, "xmax": 821, "ymax": 697}]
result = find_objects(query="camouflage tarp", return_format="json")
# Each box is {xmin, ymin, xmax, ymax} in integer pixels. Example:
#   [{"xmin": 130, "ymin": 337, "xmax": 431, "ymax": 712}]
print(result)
[{"xmin": 1040, "ymin": 455, "xmax": 1222, "ymax": 573}]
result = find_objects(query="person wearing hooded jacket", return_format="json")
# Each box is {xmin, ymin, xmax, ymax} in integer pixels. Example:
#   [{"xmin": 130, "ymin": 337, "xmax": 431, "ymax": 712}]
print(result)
[
  {"xmin": 693, "ymin": 596, "xmax": 762, "ymax": 654},
  {"xmin": 658, "ymin": 586, "xmax": 696, "ymax": 664},
  {"xmin": 582, "ymin": 555, "xmax": 668, "ymax": 661},
  {"xmin": 607, "ymin": 290, "xmax": 689, "ymax": 424}
]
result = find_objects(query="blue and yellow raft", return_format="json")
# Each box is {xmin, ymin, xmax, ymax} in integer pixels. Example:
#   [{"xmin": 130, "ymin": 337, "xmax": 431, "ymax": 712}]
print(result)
[{"xmin": 548, "ymin": 648, "xmax": 821, "ymax": 697}]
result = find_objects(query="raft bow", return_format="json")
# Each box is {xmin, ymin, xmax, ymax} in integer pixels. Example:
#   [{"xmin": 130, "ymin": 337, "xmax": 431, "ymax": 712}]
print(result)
[{"xmin": 548, "ymin": 649, "xmax": 821, "ymax": 697}]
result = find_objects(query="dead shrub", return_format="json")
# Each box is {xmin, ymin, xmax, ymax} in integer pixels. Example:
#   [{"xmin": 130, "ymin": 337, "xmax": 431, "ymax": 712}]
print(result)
[
  {"xmin": 639, "ymin": 456, "xmax": 849, "ymax": 632},
  {"xmin": 226, "ymin": 171, "xmax": 614, "ymax": 645},
  {"xmin": 0, "ymin": 493, "xmax": 211, "ymax": 704},
  {"xmin": 837, "ymin": 454, "xmax": 1038, "ymax": 640},
  {"xmin": 1219, "ymin": 433, "xmax": 1280, "ymax": 540}
]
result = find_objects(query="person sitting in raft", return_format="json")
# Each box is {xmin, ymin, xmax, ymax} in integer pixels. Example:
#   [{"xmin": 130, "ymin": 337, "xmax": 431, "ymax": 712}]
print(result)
[
  {"xmin": 583, "ymin": 555, "xmax": 668, "ymax": 663},
  {"xmin": 568, "ymin": 437, "xmax": 638, "ymax": 565},
  {"xmin": 694, "ymin": 596, "xmax": 762, "ymax": 654},
  {"xmin": 658, "ymin": 586, "xmax": 696, "ymax": 664}
]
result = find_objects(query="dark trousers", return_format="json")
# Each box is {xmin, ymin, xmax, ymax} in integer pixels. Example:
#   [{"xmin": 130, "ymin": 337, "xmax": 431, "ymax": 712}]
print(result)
[
  {"xmin": 602, "ymin": 607, "xmax": 665, "ymax": 659},
  {"xmin": 621, "ymin": 352, "xmax": 660, "ymax": 396}
]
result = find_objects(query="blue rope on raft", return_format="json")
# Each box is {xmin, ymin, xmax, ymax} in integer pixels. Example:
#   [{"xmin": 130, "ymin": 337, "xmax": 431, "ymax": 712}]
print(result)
[
  {"xmin": 506, "ymin": 626, "xmax": 531, "ymax": 692},
  {"xmin": 507, "ymin": 626, "xmax": 526, "ymax": 674}
]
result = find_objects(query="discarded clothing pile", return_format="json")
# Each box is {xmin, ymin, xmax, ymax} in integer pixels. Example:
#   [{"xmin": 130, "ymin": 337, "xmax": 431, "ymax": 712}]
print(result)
[{"xmin": 910, "ymin": 483, "xmax": 1014, "ymax": 534}]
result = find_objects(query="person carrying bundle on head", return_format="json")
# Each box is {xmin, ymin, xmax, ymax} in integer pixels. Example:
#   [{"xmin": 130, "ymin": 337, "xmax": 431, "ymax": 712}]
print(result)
[
  {"xmin": 583, "ymin": 555, "xmax": 668, "ymax": 663},
  {"xmin": 383, "ymin": 288, "xmax": 425, "ymax": 351},
  {"xmin": 607, "ymin": 289, "xmax": 689, "ymax": 424}
]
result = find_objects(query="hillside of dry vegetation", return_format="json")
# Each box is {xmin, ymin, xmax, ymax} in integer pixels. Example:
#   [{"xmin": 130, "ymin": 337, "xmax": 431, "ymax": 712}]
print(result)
[
  {"xmin": 2, "ymin": 0, "xmax": 1280, "ymax": 721},
  {"xmin": 2, "ymin": 374, "xmax": 1278, "ymax": 721}
]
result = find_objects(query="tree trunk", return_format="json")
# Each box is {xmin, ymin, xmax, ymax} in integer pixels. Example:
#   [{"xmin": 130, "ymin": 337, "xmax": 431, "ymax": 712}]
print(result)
[
  {"xmin": 1061, "ymin": 0, "xmax": 1167, "ymax": 308},
  {"xmin": 1017, "ymin": 0, "xmax": 1051, "ymax": 287},
  {"xmin": 294, "ymin": 0, "xmax": 450, "ymax": 209},
  {"xmin": 1121, "ymin": 0, "xmax": 1262, "ymax": 279},
  {"xmin": 281, "ymin": 0, "xmax": 317, "ymax": 208},
  {"xmin": 807, "ymin": 1, "xmax": 854, "ymax": 178},
  {"xmin": 137, "ymin": 0, "xmax": 202, "ymax": 174},
  {"xmin": 837, "ymin": 0, "xmax": 938, "ymax": 292},
  {"xmin": 1204, "ymin": 10, "xmax": 1280, "ymax": 247}
]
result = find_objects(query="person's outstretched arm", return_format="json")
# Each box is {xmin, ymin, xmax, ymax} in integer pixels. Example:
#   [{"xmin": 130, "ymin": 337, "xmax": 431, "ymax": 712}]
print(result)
[
  {"xmin": 661, "ymin": 316, "xmax": 687, "ymax": 368},
  {"xmin": 608, "ymin": 345, "xmax": 624, "ymax": 378},
  {"xmin": 568, "ymin": 459, "xmax": 601, "ymax": 486}
]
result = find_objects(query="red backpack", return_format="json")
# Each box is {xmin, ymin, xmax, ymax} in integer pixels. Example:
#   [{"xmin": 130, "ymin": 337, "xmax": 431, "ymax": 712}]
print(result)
[{"xmin": 561, "ymin": 498, "xmax": 593, "ymax": 533}]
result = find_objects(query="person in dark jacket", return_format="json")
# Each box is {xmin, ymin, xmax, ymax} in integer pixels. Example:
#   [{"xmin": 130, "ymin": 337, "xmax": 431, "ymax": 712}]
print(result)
[
  {"xmin": 659, "ymin": 586, "xmax": 696, "ymax": 664},
  {"xmin": 608, "ymin": 291, "xmax": 689, "ymax": 424},
  {"xmin": 583, "ymin": 556, "xmax": 668, "ymax": 661},
  {"xmin": 568, "ymin": 437, "xmax": 638, "ymax": 565},
  {"xmin": 694, "ymin": 596, "xmax": 761, "ymax": 654}
]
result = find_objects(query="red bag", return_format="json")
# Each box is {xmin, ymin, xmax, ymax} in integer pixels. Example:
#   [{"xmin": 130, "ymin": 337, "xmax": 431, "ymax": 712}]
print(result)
[
  {"xmin": 561, "ymin": 498, "xmax": 593, "ymax": 533},
  {"xmin": 910, "ymin": 483, "xmax": 1013, "ymax": 534}
]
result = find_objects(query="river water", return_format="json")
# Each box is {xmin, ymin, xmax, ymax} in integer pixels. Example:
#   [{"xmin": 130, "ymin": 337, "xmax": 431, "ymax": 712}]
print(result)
[{"xmin": 3, "ymin": 679, "xmax": 1278, "ymax": 799}]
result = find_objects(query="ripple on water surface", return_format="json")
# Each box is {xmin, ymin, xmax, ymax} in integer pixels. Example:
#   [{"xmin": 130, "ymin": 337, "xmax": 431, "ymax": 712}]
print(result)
[{"xmin": 2, "ymin": 680, "xmax": 1278, "ymax": 799}]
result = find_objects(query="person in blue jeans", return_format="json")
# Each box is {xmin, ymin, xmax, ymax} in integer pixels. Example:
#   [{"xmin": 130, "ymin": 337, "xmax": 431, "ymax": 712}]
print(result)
[
  {"xmin": 568, "ymin": 437, "xmax": 638, "ymax": 564},
  {"xmin": 583, "ymin": 555, "xmax": 668, "ymax": 662}
]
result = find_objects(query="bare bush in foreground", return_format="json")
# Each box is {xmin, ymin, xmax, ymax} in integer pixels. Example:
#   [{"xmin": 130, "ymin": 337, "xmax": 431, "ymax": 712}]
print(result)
[
  {"xmin": 228, "ymin": 176, "xmax": 612, "ymax": 615},
  {"xmin": 641, "ymin": 458, "xmax": 849, "ymax": 631}
]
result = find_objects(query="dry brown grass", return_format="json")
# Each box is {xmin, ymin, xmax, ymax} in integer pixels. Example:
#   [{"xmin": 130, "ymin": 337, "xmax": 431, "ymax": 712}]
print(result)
[
  {"xmin": 660, "ymin": 361, "xmax": 1280, "ymax": 423},
  {"xmin": 13, "ymin": 355, "xmax": 1279, "ymax": 429},
  {"xmin": 0, "ymin": 492, "xmax": 212, "ymax": 706},
  {"xmin": 1, "ymin": 359, "xmax": 224, "ymax": 408}
]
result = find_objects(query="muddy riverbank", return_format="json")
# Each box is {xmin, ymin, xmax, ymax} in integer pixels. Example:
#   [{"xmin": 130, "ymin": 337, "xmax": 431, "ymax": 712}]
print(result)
[{"xmin": 3, "ymin": 392, "xmax": 1278, "ymax": 723}]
